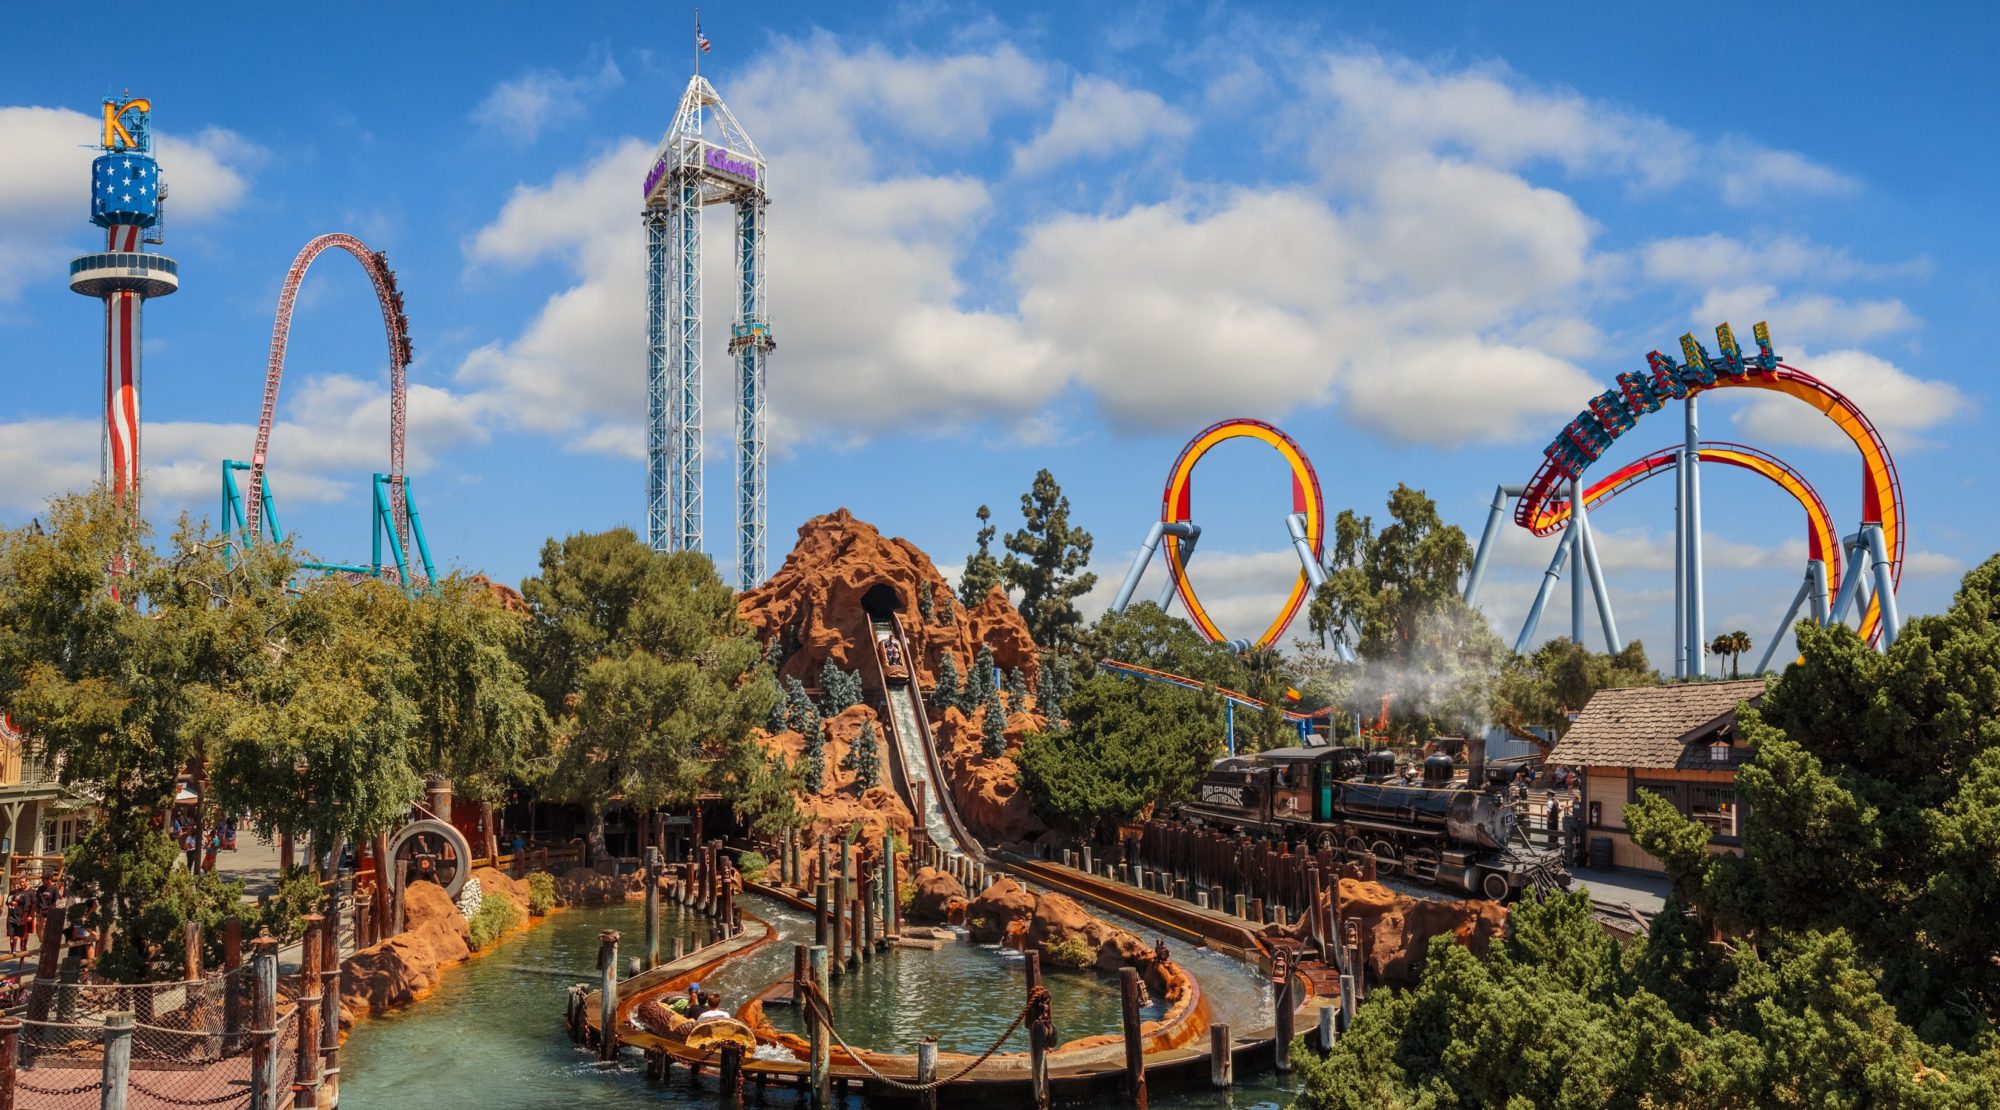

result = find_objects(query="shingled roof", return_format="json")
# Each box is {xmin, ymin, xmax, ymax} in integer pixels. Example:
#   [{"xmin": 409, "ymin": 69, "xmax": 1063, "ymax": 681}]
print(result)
[{"xmin": 1549, "ymin": 679, "xmax": 1767, "ymax": 770}]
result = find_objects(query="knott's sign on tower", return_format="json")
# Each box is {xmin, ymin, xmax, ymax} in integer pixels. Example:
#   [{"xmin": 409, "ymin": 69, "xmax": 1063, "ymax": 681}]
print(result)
[
  {"xmin": 704, "ymin": 146, "xmax": 758, "ymax": 183},
  {"xmin": 1541, "ymin": 322, "xmax": 1779, "ymax": 483}
]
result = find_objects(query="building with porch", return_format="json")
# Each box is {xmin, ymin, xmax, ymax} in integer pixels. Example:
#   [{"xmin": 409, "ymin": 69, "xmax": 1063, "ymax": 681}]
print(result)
[{"xmin": 1550, "ymin": 679, "xmax": 1766, "ymax": 873}]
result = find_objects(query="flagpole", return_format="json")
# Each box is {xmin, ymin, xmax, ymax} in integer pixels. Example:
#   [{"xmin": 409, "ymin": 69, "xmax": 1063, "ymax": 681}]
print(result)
[{"xmin": 694, "ymin": 8, "xmax": 701, "ymax": 77}]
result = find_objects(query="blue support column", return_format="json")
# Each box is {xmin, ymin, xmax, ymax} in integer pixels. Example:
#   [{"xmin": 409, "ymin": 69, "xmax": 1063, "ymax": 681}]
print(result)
[
  {"xmin": 1515, "ymin": 539, "xmax": 1572, "ymax": 654},
  {"xmin": 1673, "ymin": 449, "xmax": 1685, "ymax": 678},
  {"xmin": 1154, "ymin": 525, "xmax": 1200, "ymax": 610},
  {"xmin": 1462, "ymin": 485, "xmax": 1522, "ymax": 607},
  {"xmin": 733, "ymin": 199, "xmax": 771, "ymax": 589},
  {"xmin": 1569, "ymin": 479, "xmax": 1586, "ymax": 644},
  {"xmin": 1571, "ymin": 483, "xmax": 1622, "ymax": 654},
  {"xmin": 1685, "ymin": 397, "xmax": 1706, "ymax": 677},
  {"xmin": 644, "ymin": 208, "xmax": 671, "ymax": 552},
  {"xmin": 1862, "ymin": 524, "xmax": 1901, "ymax": 647},
  {"xmin": 1756, "ymin": 569, "xmax": 1815, "ymax": 675}
]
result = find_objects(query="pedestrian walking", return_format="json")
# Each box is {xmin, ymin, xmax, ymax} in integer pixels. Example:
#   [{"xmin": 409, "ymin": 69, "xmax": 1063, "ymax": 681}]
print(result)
[{"xmin": 181, "ymin": 828, "xmax": 200, "ymax": 870}]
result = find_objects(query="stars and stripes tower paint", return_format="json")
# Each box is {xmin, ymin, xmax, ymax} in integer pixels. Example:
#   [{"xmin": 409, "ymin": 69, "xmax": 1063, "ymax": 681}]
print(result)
[{"xmin": 69, "ymin": 95, "xmax": 178, "ymax": 514}]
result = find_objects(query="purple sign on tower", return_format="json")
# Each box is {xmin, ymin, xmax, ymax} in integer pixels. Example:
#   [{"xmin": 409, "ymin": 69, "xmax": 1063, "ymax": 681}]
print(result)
[{"xmin": 705, "ymin": 147, "xmax": 758, "ymax": 183}]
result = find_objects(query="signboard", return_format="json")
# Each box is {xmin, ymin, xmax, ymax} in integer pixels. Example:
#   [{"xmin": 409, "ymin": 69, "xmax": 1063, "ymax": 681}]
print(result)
[
  {"xmin": 704, "ymin": 146, "xmax": 758, "ymax": 183},
  {"xmin": 1200, "ymin": 783, "xmax": 1245, "ymax": 808}
]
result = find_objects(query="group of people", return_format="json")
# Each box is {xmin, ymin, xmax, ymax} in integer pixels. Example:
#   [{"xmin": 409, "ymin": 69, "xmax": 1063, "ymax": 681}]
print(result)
[
  {"xmin": 170, "ymin": 815, "xmax": 239, "ymax": 873},
  {"xmin": 3, "ymin": 874, "xmax": 61, "ymax": 956},
  {"xmin": 666, "ymin": 980, "xmax": 733, "ymax": 1022}
]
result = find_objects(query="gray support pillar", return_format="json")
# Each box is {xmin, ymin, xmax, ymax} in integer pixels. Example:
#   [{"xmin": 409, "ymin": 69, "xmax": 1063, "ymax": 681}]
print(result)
[
  {"xmin": 1110, "ymin": 521, "xmax": 1170, "ymax": 612},
  {"xmin": 1863, "ymin": 524, "xmax": 1902, "ymax": 647},
  {"xmin": 1756, "ymin": 570, "xmax": 1816, "ymax": 676},
  {"xmin": 1572, "ymin": 490, "xmax": 1622, "ymax": 654},
  {"xmin": 1809, "ymin": 558, "xmax": 1831, "ymax": 625},
  {"xmin": 1462, "ymin": 485, "xmax": 1522, "ymax": 607},
  {"xmin": 1569, "ymin": 479, "xmax": 1586, "ymax": 644},
  {"xmin": 1514, "ymin": 539, "xmax": 1572, "ymax": 654},
  {"xmin": 1685, "ymin": 397, "xmax": 1706, "ymax": 677},
  {"xmin": 1673, "ymin": 447, "xmax": 1686, "ymax": 677},
  {"xmin": 1153, "ymin": 525, "xmax": 1200, "ymax": 610}
]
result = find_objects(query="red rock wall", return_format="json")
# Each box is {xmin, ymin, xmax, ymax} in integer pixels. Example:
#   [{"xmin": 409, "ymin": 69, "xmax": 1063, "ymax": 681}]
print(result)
[{"xmin": 738, "ymin": 509, "xmax": 1038, "ymax": 693}]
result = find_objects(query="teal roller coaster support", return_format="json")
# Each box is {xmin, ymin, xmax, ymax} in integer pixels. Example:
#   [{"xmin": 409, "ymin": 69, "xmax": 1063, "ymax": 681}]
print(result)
[{"xmin": 221, "ymin": 460, "xmax": 437, "ymax": 592}]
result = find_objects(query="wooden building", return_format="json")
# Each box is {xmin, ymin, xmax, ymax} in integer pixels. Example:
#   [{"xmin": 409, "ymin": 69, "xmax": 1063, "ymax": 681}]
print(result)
[{"xmin": 1550, "ymin": 679, "xmax": 1766, "ymax": 873}]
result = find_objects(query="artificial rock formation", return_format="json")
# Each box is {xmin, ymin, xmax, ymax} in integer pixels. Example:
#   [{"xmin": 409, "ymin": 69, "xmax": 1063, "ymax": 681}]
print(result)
[
  {"xmin": 905, "ymin": 865, "xmax": 969, "ymax": 924},
  {"xmin": 739, "ymin": 509, "xmax": 1038, "ymax": 693},
  {"xmin": 932, "ymin": 704, "xmax": 1047, "ymax": 845},
  {"xmin": 1268, "ymin": 877, "xmax": 1509, "ymax": 986},
  {"xmin": 338, "ymin": 880, "xmax": 473, "ymax": 1028}
]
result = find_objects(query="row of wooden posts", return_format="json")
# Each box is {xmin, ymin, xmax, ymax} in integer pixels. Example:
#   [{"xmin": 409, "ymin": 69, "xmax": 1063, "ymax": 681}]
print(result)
[
  {"xmin": 1069, "ymin": 824, "xmax": 1367, "ymax": 967},
  {"xmin": 0, "ymin": 905, "xmax": 345, "ymax": 1110}
]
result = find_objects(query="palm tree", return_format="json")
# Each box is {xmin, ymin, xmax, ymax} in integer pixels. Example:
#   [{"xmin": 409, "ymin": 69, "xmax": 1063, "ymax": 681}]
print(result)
[{"xmin": 1709, "ymin": 630, "xmax": 1753, "ymax": 678}]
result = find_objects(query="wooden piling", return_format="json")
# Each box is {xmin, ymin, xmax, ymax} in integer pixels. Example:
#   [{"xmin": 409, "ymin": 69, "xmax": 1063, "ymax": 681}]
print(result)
[
  {"xmin": 321, "ymin": 903, "xmax": 341, "ymax": 1105},
  {"xmin": 296, "ymin": 914, "xmax": 323, "ymax": 1106},
  {"xmin": 644, "ymin": 846, "xmax": 661, "ymax": 968},
  {"xmin": 1026, "ymin": 951, "xmax": 1050, "ymax": 1110},
  {"xmin": 1318, "ymin": 1005, "xmax": 1336, "ymax": 1053},
  {"xmin": 831, "ymin": 868, "xmax": 848, "ymax": 978},
  {"xmin": 0, "ymin": 1015, "xmax": 18, "ymax": 1110},
  {"xmin": 1119, "ymin": 967, "xmax": 1147, "ymax": 1109},
  {"xmin": 1273, "ymin": 955, "xmax": 1295, "ymax": 1074},
  {"xmin": 1209, "ymin": 1022, "xmax": 1232, "ymax": 1088},
  {"xmin": 915, "ymin": 1037, "xmax": 938, "ymax": 1110},
  {"xmin": 719, "ymin": 1043, "xmax": 743, "ymax": 1104},
  {"xmin": 101, "ymin": 1011, "xmax": 133, "ymax": 1110},
  {"xmin": 250, "ymin": 933, "xmax": 278, "ymax": 1110},
  {"xmin": 1339, "ymin": 973, "xmax": 1356, "ymax": 1033},
  {"xmin": 814, "ymin": 879, "xmax": 829, "ymax": 949},
  {"xmin": 808, "ymin": 946, "xmax": 830, "ymax": 1109},
  {"xmin": 222, "ymin": 916, "xmax": 245, "ymax": 1055},
  {"xmin": 597, "ymin": 930, "xmax": 621, "ymax": 1063},
  {"xmin": 860, "ymin": 870, "xmax": 875, "ymax": 961}
]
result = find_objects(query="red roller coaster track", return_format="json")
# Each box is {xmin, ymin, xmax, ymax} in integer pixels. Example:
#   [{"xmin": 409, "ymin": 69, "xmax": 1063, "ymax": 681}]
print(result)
[{"xmin": 246, "ymin": 233, "xmax": 414, "ymax": 560}]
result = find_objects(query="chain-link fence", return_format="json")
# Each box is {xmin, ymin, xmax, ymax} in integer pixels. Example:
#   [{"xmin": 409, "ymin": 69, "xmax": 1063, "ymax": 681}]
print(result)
[{"xmin": 9, "ymin": 964, "xmax": 308, "ymax": 1109}]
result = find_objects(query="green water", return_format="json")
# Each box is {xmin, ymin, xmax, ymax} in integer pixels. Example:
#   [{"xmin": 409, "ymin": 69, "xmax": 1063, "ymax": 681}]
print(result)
[{"xmin": 339, "ymin": 895, "xmax": 1298, "ymax": 1108}]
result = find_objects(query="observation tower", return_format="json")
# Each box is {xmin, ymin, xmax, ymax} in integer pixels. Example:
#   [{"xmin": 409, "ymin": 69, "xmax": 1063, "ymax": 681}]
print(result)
[
  {"xmin": 69, "ymin": 94, "xmax": 177, "ymax": 514},
  {"xmin": 642, "ymin": 72, "xmax": 772, "ymax": 588}
]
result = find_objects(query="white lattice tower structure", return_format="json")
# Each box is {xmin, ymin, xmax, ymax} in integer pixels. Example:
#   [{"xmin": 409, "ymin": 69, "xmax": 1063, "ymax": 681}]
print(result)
[{"xmin": 643, "ymin": 75, "xmax": 772, "ymax": 587}]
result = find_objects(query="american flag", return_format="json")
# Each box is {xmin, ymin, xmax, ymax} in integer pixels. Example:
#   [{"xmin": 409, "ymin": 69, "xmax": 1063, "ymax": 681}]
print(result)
[{"xmin": 698, "ymin": 31, "xmax": 711, "ymax": 53}]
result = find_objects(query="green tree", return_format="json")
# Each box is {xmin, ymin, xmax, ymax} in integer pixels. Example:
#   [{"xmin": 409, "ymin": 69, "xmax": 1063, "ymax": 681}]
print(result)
[
  {"xmin": 1015, "ymin": 674, "xmax": 1218, "ymax": 839},
  {"xmin": 981, "ymin": 691, "xmax": 1008, "ymax": 758},
  {"xmin": 0, "ymin": 492, "xmax": 311, "ymax": 980},
  {"xmin": 1003, "ymin": 666, "xmax": 1029, "ymax": 708},
  {"xmin": 957, "ymin": 505, "xmax": 1003, "ymax": 607},
  {"xmin": 1306, "ymin": 484, "xmax": 1503, "ymax": 741},
  {"xmin": 842, "ymin": 720, "xmax": 882, "ymax": 789},
  {"xmin": 1036, "ymin": 652, "xmax": 1074, "ymax": 722},
  {"xmin": 1491, "ymin": 639, "xmax": 1658, "ymax": 756},
  {"xmin": 967, "ymin": 642, "xmax": 996, "ymax": 707},
  {"xmin": 818, "ymin": 658, "xmax": 862, "ymax": 715},
  {"xmin": 934, "ymin": 653, "xmax": 964, "ymax": 714},
  {"xmin": 1000, "ymin": 469, "xmax": 1097, "ymax": 648},
  {"xmin": 737, "ymin": 753, "xmax": 804, "ymax": 836},
  {"xmin": 802, "ymin": 721, "xmax": 826, "ymax": 795},
  {"xmin": 518, "ymin": 529, "xmax": 774, "ymax": 861},
  {"xmin": 1077, "ymin": 602, "xmax": 1251, "ymax": 690},
  {"xmin": 1708, "ymin": 630, "xmax": 1753, "ymax": 678}
]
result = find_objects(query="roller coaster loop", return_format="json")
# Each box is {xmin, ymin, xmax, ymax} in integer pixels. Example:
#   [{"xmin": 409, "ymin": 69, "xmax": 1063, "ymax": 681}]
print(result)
[
  {"xmin": 245, "ymin": 233, "xmax": 416, "ymax": 576},
  {"xmin": 1160, "ymin": 418, "xmax": 1324, "ymax": 652}
]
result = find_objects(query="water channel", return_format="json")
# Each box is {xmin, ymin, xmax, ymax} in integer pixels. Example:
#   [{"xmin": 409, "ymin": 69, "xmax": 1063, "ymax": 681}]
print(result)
[{"xmin": 340, "ymin": 893, "xmax": 1297, "ymax": 1108}]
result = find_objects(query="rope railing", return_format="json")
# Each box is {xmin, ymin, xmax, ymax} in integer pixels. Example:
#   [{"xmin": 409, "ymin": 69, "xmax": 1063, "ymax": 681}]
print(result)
[{"xmin": 795, "ymin": 978, "xmax": 1039, "ymax": 1092}]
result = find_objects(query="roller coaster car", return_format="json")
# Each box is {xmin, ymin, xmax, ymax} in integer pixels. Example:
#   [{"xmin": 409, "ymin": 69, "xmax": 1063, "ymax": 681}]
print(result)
[{"xmin": 1175, "ymin": 746, "xmax": 1569, "ymax": 901}]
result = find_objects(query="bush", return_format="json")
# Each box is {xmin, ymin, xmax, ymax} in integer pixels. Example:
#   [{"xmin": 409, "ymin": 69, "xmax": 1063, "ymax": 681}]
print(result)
[
  {"xmin": 467, "ymin": 892, "xmax": 522, "ymax": 951},
  {"xmin": 525, "ymin": 871, "xmax": 557, "ymax": 916},
  {"xmin": 736, "ymin": 851, "xmax": 769, "ymax": 883},
  {"xmin": 1040, "ymin": 935, "xmax": 1094, "ymax": 970}
]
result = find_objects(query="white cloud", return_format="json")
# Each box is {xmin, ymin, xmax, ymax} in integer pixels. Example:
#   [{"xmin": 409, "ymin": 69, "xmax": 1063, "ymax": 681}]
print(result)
[
  {"xmin": 1641, "ymin": 233, "xmax": 1925, "ymax": 286},
  {"xmin": 1302, "ymin": 52, "xmax": 1853, "ymax": 205},
  {"xmin": 0, "ymin": 106, "xmax": 257, "ymax": 300},
  {"xmin": 473, "ymin": 55, "xmax": 624, "ymax": 143},
  {"xmin": 1731, "ymin": 347, "xmax": 1971, "ymax": 451},
  {"xmin": 1717, "ymin": 139, "xmax": 1861, "ymax": 205},
  {"xmin": 1012, "ymin": 76, "xmax": 1192, "ymax": 174}
]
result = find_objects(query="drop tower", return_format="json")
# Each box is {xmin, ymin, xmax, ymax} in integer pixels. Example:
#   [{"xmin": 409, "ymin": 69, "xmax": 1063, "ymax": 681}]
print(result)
[{"xmin": 69, "ymin": 94, "xmax": 178, "ymax": 512}]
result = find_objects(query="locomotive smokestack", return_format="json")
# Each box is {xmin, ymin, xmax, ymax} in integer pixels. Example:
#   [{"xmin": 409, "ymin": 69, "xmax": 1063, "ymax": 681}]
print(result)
[{"xmin": 1464, "ymin": 733, "xmax": 1486, "ymax": 789}]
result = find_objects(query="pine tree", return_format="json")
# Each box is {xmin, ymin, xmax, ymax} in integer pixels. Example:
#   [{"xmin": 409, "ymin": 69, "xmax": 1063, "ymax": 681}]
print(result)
[
  {"xmin": 918, "ymin": 582, "xmax": 935, "ymax": 622},
  {"xmin": 818, "ymin": 659, "xmax": 861, "ymax": 715},
  {"xmin": 1000, "ymin": 470, "xmax": 1098, "ymax": 649},
  {"xmin": 842, "ymin": 720, "xmax": 882, "ymax": 790},
  {"xmin": 935, "ymin": 653, "xmax": 964, "ymax": 714},
  {"xmin": 958, "ymin": 505, "xmax": 1004, "ymax": 607},
  {"xmin": 785, "ymin": 675, "xmax": 821, "ymax": 738},
  {"xmin": 765, "ymin": 634, "xmax": 783, "ymax": 667},
  {"xmin": 1004, "ymin": 666, "xmax": 1029, "ymax": 708},
  {"xmin": 802, "ymin": 721, "xmax": 826, "ymax": 794},
  {"xmin": 982, "ymin": 691, "xmax": 1008, "ymax": 758},
  {"xmin": 1038, "ymin": 652, "xmax": 1074, "ymax": 722},
  {"xmin": 968, "ymin": 643, "xmax": 997, "ymax": 707},
  {"xmin": 764, "ymin": 674, "xmax": 790, "ymax": 733}
]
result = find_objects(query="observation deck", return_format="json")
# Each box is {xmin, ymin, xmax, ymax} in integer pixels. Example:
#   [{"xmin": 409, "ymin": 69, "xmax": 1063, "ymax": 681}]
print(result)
[{"xmin": 68, "ymin": 251, "xmax": 179, "ymax": 298}]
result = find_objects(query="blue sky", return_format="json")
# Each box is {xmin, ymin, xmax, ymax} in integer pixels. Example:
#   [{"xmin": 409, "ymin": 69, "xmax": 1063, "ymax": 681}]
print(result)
[{"xmin": 2, "ymin": 1, "xmax": 1994, "ymax": 668}]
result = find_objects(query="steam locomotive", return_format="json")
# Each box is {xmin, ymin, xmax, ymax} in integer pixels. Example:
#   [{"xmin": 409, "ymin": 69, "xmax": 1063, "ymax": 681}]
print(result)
[{"xmin": 1173, "ymin": 742, "xmax": 1567, "ymax": 901}]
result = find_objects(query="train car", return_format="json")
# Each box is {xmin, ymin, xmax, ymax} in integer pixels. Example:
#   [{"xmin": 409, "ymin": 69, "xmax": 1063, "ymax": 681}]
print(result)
[{"xmin": 1174, "ymin": 743, "xmax": 1567, "ymax": 901}]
